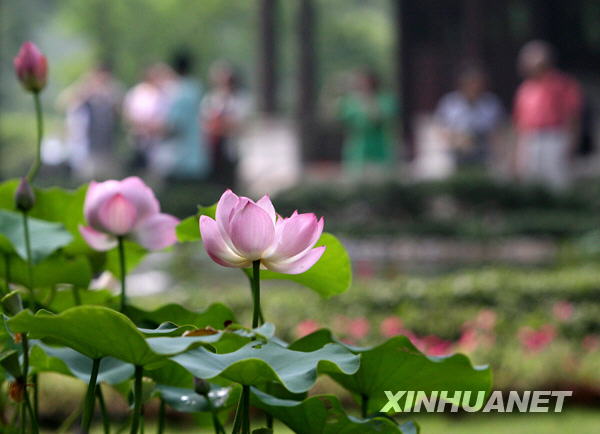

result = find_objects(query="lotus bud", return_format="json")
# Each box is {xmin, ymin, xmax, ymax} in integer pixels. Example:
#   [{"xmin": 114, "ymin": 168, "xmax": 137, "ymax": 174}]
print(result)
[
  {"xmin": 1, "ymin": 291, "xmax": 23, "ymax": 316},
  {"xmin": 13, "ymin": 42, "xmax": 48, "ymax": 93},
  {"xmin": 14, "ymin": 177, "xmax": 35, "ymax": 212},
  {"xmin": 194, "ymin": 377, "xmax": 211, "ymax": 396}
]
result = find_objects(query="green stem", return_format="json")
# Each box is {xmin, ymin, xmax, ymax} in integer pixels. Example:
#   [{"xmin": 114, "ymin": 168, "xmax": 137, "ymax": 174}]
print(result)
[
  {"xmin": 23, "ymin": 390, "xmax": 38, "ymax": 434},
  {"xmin": 204, "ymin": 392, "xmax": 225, "ymax": 434},
  {"xmin": 251, "ymin": 261, "xmax": 261, "ymax": 328},
  {"xmin": 130, "ymin": 365, "xmax": 143, "ymax": 434},
  {"xmin": 22, "ymin": 212, "xmax": 35, "ymax": 304},
  {"xmin": 20, "ymin": 335, "xmax": 38, "ymax": 433},
  {"xmin": 32, "ymin": 373, "xmax": 39, "ymax": 420},
  {"xmin": 81, "ymin": 358, "xmax": 101, "ymax": 432},
  {"xmin": 27, "ymin": 92, "xmax": 44, "ymax": 182},
  {"xmin": 157, "ymin": 399, "xmax": 165, "ymax": 434},
  {"xmin": 118, "ymin": 237, "xmax": 127, "ymax": 313},
  {"xmin": 96, "ymin": 385, "xmax": 110, "ymax": 434},
  {"xmin": 361, "ymin": 393, "xmax": 368, "ymax": 418}
]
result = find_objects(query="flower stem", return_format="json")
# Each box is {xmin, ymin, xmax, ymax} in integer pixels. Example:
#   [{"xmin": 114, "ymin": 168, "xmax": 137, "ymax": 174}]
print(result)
[
  {"xmin": 156, "ymin": 399, "xmax": 165, "ymax": 434},
  {"xmin": 27, "ymin": 92, "xmax": 44, "ymax": 182},
  {"xmin": 21, "ymin": 334, "xmax": 38, "ymax": 433},
  {"xmin": 81, "ymin": 358, "xmax": 101, "ymax": 432},
  {"xmin": 361, "ymin": 393, "xmax": 369, "ymax": 418},
  {"xmin": 251, "ymin": 260, "xmax": 261, "ymax": 328},
  {"xmin": 130, "ymin": 365, "xmax": 143, "ymax": 434},
  {"xmin": 96, "ymin": 385, "xmax": 110, "ymax": 434},
  {"xmin": 118, "ymin": 237, "xmax": 127, "ymax": 313},
  {"xmin": 21, "ymin": 212, "xmax": 35, "ymax": 305}
]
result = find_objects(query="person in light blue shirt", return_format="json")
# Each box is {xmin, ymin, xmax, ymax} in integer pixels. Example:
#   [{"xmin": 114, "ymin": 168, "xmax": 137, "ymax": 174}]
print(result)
[{"xmin": 162, "ymin": 50, "xmax": 210, "ymax": 179}]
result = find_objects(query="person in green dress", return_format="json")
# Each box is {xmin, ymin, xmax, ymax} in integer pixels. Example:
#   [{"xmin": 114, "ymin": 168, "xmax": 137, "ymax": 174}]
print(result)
[{"xmin": 338, "ymin": 69, "xmax": 397, "ymax": 178}]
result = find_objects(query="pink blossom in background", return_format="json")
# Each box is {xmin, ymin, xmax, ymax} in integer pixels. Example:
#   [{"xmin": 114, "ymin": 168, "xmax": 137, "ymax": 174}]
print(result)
[
  {"xmin": 518, "ymin": 325, "xmax": 556, "ymax": 353},
  {"xmin": 475, "ymin": 309, "xmax": 497, "ymax": 330},
  {"xmin": 295, "ymin": 320, "xmax": 320, "ymax": 338},
  {"xmin": 13, "ymin": 41, "xmax": 48, "ymax": 93},
  {"xmin": 347, "ymin": 317, "xmax": 370, "ymax": 340},
  {"xmin": 582, "ymin": 335, "xmax": 600, "ymax": 353},
  {"xmin": 199, "ymin": 190, "xmax": 325, "ymax": 274},
  {"xmin": 457, "ymin": 328, "xmax": 479, "ymax": 353},
  {"xmin": 553, "ymin": 300, "xmax": 574, "ymax": 322},
  {"xmin": 380, "ymin": 316, "xmax": 404, "ymax": 337},
  {"xmin": 79, "ymin": 177, "xmax": 179, "ymax": 251},
  {"xmin": 418, "ymin": 335, "xmax": 453, "ymax": 357}
]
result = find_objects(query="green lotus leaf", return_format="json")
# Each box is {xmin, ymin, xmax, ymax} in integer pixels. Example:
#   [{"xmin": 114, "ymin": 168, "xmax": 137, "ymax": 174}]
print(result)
[
  {"xmin": 170, "ymin": 340, "xmax": 360, "ymax": 393},
  {"xmin": 8, "ymin": 306, "xmax": 228, "ymax": 368},
  {"xmin": 251, "ymin": 388, "xmax": 419, "ymax": 434},
  {"xmin": 0, "ymin": 209, "xmax": 72, "ymax": 264},
  {"xmin": 30, "ymin": 342, "xmax": 134, "ymax": 384},
  {"xmin": 157, "ymin": 383, "xmax": 240, "ymax": 413},
  {"xmin": 127, "ymin": 302, "xmax": 235, "ymax": 330},
  {"xmin": 289, "ymin": 330, "xmax": 492, "ymax": 414}
]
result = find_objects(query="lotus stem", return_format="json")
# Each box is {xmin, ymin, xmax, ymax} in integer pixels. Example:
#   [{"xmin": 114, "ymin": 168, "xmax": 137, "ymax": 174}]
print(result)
[
  {"xmin": 361, "ymin": 393, "xmax": 369, "ymax": 418},
  {"xmin": 96, "ymin": 385, "xmax": 110, "ymax": 434},
  {"xmin": 118, "ymin": 237, "xmax": 127, "ymax": 313},
  {"xmin": 81, "ymin": 358, "xmax": 101, "ymax": 432},
  {"xmin": 156, "ymin": 399, "xmax": 165, "ymax": 434},
  {"xmin": 130, "ymin": 365, "xmax": 143, "ymax": 434},
  {"xmin": 21, "ymin": 212, "xmax": 35, "ymax": 304},
  {"xmin": 27, "ymin": 92, "xmax": 44, "ymax": 182},
  {"xmin": 251, "ymin": 260, "xmax": 261, "ymax": 328}
]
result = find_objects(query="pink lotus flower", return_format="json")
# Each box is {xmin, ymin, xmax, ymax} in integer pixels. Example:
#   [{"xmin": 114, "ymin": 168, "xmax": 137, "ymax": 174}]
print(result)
[
  {"xmin": 552, "ymin": 300, "xmax": 574, "ymax": 322},
  {"xmin": 79, "ymin": 177, "xmax": 178, "ymax": 251},
  {"xmin": 14, "ymin": 42, "xmax": 48, "ymax": 93},
  {"xmin": 347, "ymin": 317, "xmax": 370, "ymax": 340},
  {"xmin": 380, "ymin": 316, "xmax": 404, "ymax": 338},
  {"xmin": 518, "ymin": 325, "xmax": 556, "ymax": 353},
  {"xmin": 199, "ymin": 190, "xmax": 325, "ymax": 274},
  {"xmin": 295, "ymin": 320, "xmax": 320, "ymax": 338}
]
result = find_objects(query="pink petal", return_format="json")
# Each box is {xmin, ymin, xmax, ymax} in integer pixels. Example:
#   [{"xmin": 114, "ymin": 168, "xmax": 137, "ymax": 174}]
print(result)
[
  {"xmin": 263, "ymin": 246, "xmax": 326, "ymax": 274},
  {"xmin": 256, "ymin": 195, "xmax": 276, "ymax": 223},
  {"xmin": 199, "ymin": 216, "xmax": 250, "ymax": 267},
  {"xmin": 120, "ymin": 177, "xmax": 160, "ymax": 220},
  {"xmin": 97, "ymin": 194, "xmax": 138, "ymax": 235},
  {"xmin": 134, "ymin": 213, "xmax": 179, "ymax": 250},
  {"xmin": 215, "ymin": 189, "xmax": 240, "ymax": 241},
  {"xmin": 79, "ymin": 225, "xmax": 117, "ymax": 251},
  {"xmin": 85, "ymin": 180, "xmax": 121, "ymax": 229},
  {"xmin": 229, "ymin": 201, "xmax": 275, "ymax": 260},
  {"xmin": 268, "ymin": 213, "xmax": 323, "ymax": 260}
]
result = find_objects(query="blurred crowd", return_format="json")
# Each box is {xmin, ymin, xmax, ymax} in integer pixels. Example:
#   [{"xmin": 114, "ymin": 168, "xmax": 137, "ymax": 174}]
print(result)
[
  {"xmin": 58, "ymin": 50, "xmax": 250, "ymax": 189},
  {"xmin": 52, "ymin": 40, "xmax": 589, "ymax": 192}
]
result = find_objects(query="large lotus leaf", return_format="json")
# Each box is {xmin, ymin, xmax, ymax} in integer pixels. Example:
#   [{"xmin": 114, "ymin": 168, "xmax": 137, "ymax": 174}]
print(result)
[
  {"xmin": 127, "ymin": 302, "xmax": 235, "ymax": 329},
  {"xmin": 0, "ymin": 209, "xmax": 72, "ymax": 264},
  {"xmin": 289, "ymin": 330, "xmax": 492, "ymax": 414},
  {"xmin": 0, "ymin": 252, "xmax": 93, "ymax": 290},
  {"xmin": 156, "ymin": 384, "xmax": 240, "ymax": 413},
  {"xmin": 251, "ymin": 388, "xmax": 418, "ymax": 434},
  {"xmin": 170, "ymin": 340, "xmax": 360, "ymax": 394},
  {"xmin": 176, "ymin": 205, "xmax": 352, "ymax": 297},
  {"xmin": 8, "ymin": 306, "xmax": 228, "ymax": 367},
  {"xmin": 30, "ymin": 342, "xmax": 134, "ymax": 384},
  {"xmin": 46, "ymin": 288, "xmax": 116, "ymax": 312}
]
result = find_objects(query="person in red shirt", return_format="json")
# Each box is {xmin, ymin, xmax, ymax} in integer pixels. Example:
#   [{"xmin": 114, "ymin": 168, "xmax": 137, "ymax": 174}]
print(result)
[{"xmin": 513, "ymin": 40, "xmax": 582, "ymax": 190}]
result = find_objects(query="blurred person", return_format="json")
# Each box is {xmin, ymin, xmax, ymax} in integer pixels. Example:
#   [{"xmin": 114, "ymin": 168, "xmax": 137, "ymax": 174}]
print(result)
[
  {"xmin": 435, "ymin": 65, "xmax": 504, "ymax": 168},
  {"xmin": 201, "ymin": 61, "xmax": 251, "ymax": 187},
  {"xmin": 151, "ymin": 49, "xmax": 209, "ymax": 180},
  {"xmin": 60, "ymin": 65, "xmax": 123, "ymax": 180},
  {"xmin": 337, "ymin": 69, "xmax": 397, "ymax": 178},
  {"xmin": 513, "ymin": 40, "xmax": 582, "ymax": 190},
  {"xmin": 123, "ymin": 63, "xmax": 175, "ymax": 172}
]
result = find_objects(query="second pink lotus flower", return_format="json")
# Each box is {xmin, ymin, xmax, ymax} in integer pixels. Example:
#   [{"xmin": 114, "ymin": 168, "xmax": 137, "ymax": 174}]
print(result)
[
  {"xmin": 79, "ymin": 177, "xmax": 179, "ymax": 251},
  {"xmin": 200, "ymin": 190, "xmax": 325, "ymax": 274}
]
